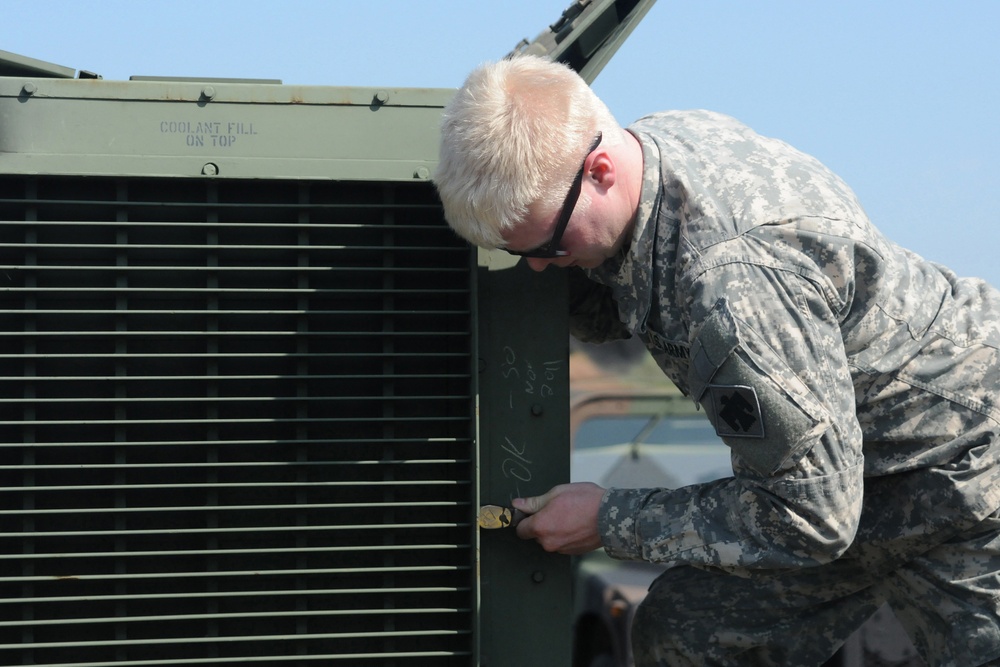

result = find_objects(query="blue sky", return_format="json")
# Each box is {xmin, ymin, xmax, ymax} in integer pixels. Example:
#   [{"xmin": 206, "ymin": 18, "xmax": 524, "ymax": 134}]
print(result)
[{"xmin": 6, "ymin": 0, "xmax": 999, "ymax": 287}]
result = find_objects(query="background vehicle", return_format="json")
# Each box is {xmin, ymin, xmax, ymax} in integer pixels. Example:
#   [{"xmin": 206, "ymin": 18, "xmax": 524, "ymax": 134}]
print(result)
[{"xmin": 568, "ymin": 386, "xmax": 727, "ymax": 667}]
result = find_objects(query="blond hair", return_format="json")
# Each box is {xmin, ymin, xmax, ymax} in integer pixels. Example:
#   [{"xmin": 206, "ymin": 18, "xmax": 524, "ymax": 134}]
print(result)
[{"xmin": 434, "ymin": 55, "xmax": 622, "ymax": 248}]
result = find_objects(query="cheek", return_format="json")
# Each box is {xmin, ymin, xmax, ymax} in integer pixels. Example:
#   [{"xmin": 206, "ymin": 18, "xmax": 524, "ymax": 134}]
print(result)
[{"xmin": 564, "ymin": 218, "xmax": 596, "ymax": 251}]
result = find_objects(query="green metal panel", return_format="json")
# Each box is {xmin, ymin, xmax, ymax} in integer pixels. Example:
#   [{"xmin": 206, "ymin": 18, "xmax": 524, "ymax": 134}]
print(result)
[
  {"xmin": 474, "ymin": 251, "xmax": 572, "ymax": 667},
  {"xmin": 0, "ymin": 77, "xmax": 450, "ymax": 182}
]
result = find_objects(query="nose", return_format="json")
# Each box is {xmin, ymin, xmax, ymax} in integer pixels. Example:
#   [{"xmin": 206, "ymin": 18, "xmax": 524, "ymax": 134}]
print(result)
[{"xmin": 525, "ymin": 257, "xmax": 553, "ymax": 272}]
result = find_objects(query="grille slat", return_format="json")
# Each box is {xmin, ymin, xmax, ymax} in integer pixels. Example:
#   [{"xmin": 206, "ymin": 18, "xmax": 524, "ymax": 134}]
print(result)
[
  {"xmin": 0, "ymin": 629, "xmax": 473, "ymax": 650},
  {"xmin": 2, "ymin": 607, "xmax": 473, "ymax": 628},
  {"xmin": 2, "ymin": 175, "xmax": 476, "ymax": 666},
  {"xmin": 6, "ymin": 652, "xmax": 474, "ymax": 666},
  {"xmin": 7, "ymin": 586, "xmax": 470, "ymax": 604}
]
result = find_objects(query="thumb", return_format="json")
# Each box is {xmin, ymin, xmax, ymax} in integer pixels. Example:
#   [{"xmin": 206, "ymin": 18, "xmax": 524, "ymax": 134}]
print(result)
[{"xmin": 512, "ymin": 486, "xmax": 561, "ymax": 515}]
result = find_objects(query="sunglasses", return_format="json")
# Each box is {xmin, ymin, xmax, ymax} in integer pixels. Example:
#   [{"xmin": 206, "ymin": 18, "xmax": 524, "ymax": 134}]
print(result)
[{"xmin": 506, "ymin": 132, "xmax": 603, "ymax": 258}]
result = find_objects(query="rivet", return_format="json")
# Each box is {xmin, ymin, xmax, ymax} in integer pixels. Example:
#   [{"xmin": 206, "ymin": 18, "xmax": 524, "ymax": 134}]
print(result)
[
  {"xmin": 531, "ymin": 404, "xmax": 544, "ymax": 416},
  {"xmin": 22, "ymin": 82, "xmax": 37, "ymax": 96},
  {"xmin": 532, "ymin": 570, "xmax": 545, "ymax": 583},
  {"xmin": 202, "ymin": 163, "xmax": 219, "ymax": 176},
  {"xmin": 375, "ymin": 89, "xmax": 389, "ymax": 104},
  {"xmin": 202, "ymin": 86, "xmax": 216, "ymax": 100},
  {"xmin": 414, "ymin": 166, "xmax": 431, "ymax": 180}
]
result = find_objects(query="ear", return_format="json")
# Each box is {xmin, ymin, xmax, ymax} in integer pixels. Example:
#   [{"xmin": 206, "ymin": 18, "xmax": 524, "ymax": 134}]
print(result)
[{"xmin": 586, "ymin": 150, "xmax": 616, "ymax": 193}]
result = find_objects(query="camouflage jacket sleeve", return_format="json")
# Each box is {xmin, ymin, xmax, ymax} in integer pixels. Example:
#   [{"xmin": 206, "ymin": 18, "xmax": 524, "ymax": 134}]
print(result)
[
  {"xmin": 567, "ymin": 267, "xmax": 632, "ymax": 343},
  {"xmin": 595, "ymin": 110, "xmax": 1000, "ymax": 570},
  {"xmin": 599, "ymin": 252, "xmax": 865, "ymax": 570}
]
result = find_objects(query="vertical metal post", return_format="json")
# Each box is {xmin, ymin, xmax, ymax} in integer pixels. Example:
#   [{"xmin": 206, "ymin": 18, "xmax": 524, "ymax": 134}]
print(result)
[{"xmin": 475, "ymin": 250, "xmax": 572, "ymax": 667}]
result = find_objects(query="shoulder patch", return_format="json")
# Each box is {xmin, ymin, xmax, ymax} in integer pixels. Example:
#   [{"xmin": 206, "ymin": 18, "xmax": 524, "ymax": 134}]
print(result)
[{"xmin": 708, "ymin": 385, "xmax": 764, "ymax": 438}]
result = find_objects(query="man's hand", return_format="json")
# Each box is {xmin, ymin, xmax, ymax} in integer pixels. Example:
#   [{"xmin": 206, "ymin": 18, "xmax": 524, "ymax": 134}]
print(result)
[{"xmin": 512, "ymin": 482, "xmax": 606, "ymax": 555}]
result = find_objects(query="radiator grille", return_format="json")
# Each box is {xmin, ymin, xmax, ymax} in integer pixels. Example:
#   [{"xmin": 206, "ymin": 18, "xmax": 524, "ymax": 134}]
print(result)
[{"xmin": 0, "ymin": 175, "xmax": 475, "ymax": 665}]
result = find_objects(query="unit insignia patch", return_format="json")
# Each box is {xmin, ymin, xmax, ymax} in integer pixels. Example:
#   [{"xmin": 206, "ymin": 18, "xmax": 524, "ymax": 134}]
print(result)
[{"xmin": 707, "ymin": 384, "xmax": 764, "ymax": 438}]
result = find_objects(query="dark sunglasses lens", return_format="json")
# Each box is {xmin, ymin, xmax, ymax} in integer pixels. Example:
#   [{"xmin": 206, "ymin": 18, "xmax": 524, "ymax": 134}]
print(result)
[{"xmin": 509, "ymin": 246, "xmax": 555, "ymax": 258}]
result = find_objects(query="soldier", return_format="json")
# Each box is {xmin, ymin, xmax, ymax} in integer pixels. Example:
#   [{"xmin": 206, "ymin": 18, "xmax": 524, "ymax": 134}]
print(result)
[{"xmin": 434, "ymin": 54, "xmax": 1000, "ymax": 666}]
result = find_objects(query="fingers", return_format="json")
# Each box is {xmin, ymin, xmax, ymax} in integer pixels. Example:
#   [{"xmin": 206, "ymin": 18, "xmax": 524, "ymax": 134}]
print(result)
[
  {"xmin": 510, "ymin": 483, "xmax": 606, "ymax": 555},
  {"xmin": 513, "ymin": 506, "xmax": 540, "ymax": 542},
  {"xmin": 511, "ymin": 489, "xmax": 556, "ymax": 542},
  {"xmin": 512, "ymin": 485, "xmax": 564, "ymax": 542}
]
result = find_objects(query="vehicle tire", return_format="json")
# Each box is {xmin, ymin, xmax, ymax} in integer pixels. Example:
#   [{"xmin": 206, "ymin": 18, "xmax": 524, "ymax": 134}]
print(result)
[{"xmin": 588, "ymin": 653, "xmax": 616, "ymax": 667}]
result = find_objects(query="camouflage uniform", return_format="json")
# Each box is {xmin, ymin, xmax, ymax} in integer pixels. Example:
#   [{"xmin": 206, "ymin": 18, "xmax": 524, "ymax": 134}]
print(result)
[{"xmin": 572, "ymin": 110, "xmax": 1000, "ymax": 665}]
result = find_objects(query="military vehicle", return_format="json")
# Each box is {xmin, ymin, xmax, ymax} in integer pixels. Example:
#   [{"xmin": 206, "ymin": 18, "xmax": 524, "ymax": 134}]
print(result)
[{"xmin": 0, "ymin": 1, "xmax": 657, "ymax": 664}]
